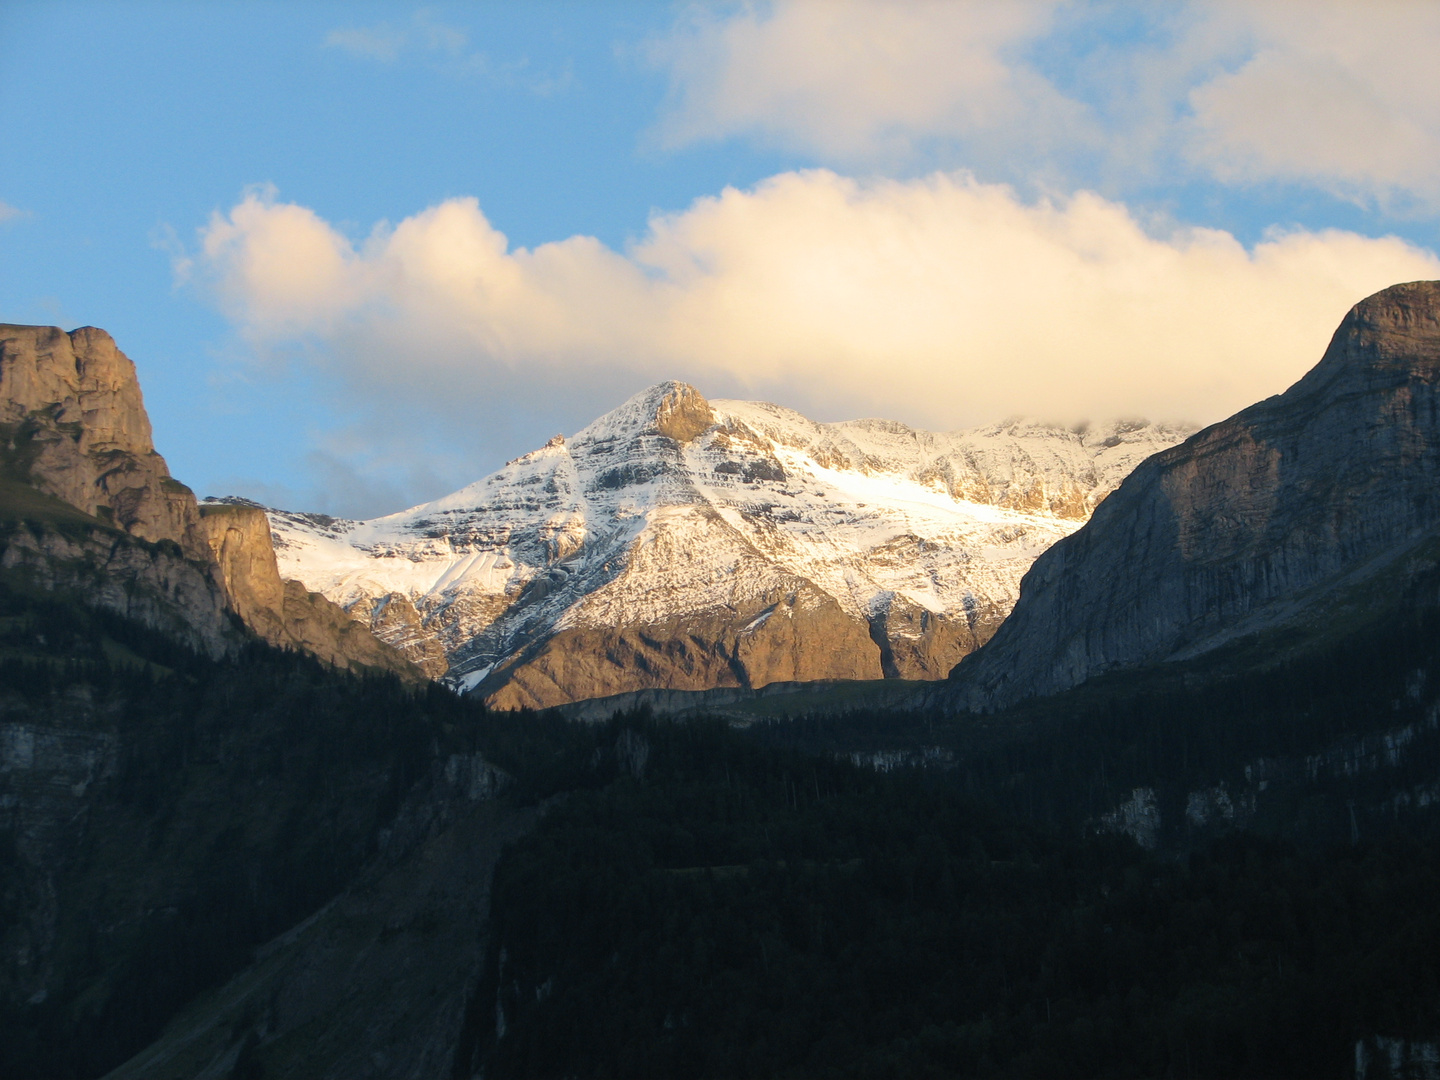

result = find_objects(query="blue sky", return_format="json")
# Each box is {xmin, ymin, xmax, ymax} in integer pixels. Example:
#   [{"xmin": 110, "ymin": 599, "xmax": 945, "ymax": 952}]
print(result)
[{"xmin": 4, "ymin": 1, "xmax": 1440, "ymax": 517}]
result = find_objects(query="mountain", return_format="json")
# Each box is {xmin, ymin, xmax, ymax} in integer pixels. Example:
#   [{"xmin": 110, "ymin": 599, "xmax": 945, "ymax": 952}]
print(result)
[
  {"xmin": 0, "ymin": 323, "xmax": 422, "ymax": 680},
  {"xmin": 0, "ymin": 323, "xmax": 533, "ymax": 1079},
  {"xmin": 262, "ymin": 384, "xmax": 1190, "ymax": 708},
  {"xmin": 9, "ymin": 298, "xmax": 1440, "ymax": 1080},
  {"xmin": 949, "ymin": 280, "xmax": 1440, "ymax": 711}
]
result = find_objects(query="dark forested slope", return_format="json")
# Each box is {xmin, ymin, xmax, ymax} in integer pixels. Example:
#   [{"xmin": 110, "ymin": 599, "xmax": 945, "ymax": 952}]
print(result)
[{"xmin": 0, "ymin": 573, "xmax": 569, "ymax": 1080}]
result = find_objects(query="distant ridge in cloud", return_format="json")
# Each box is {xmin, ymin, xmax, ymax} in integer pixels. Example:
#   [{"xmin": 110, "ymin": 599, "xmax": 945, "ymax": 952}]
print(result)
[{"xmin": 187, "ymin": 173, "xmax": 1440, "ymax": 469}]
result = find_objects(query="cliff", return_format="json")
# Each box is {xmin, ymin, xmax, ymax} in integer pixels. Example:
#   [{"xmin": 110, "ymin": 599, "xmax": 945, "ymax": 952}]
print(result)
[
  {"xmin": 197, "ymin": 503, "xmax": 423, "ymax": 680},
  {"xmin": 0, "ymin": 324, "xmax": 422, "ymax": 680},
  {"xmin": 0, "ymin": 324, "xmax": 204, "ymax": 554},
  {"xmin": 483, "ymin": 579, "xmax": 882, "ymax": 711},
  {"xmin": 950, "ymin": 280, "xmax": 1440, "ymax": 710}
]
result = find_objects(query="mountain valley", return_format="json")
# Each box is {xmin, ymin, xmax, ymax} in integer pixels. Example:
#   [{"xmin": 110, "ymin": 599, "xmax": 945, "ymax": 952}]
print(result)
[{"xmin": 6, "ymin": 285, "xmax": 1440, "ymax": 1077}]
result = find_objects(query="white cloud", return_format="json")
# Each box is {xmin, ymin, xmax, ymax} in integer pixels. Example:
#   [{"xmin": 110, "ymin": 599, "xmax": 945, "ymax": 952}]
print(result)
[
  {"xmin": 323, "ymin": 12, "xmax": 469, "ymax": 64},
  {"xmin": 191, "ymin": 175, "xmax": 1440, "ymax": 469},
  {"xmin": 644, "ymin": 0, "xmax": 1440, "ymax": 210},
  {"xmin": 646, "ymin": 0, "xmax": 1084, "ymax": 163},
  {"xmin": 322, "ymin": 11, "xmax": 566, "ymax": 95},
  {"xmin": 1185, "ymin": 1, "xmax": 1440, "ymax": 208},
  {"xmin": 0, "ymin": 199, "xmax": 27, "ymax": 224},
  {"xmin": 324, "ymin": 24, "xmax": 408, "ymax": 63}
]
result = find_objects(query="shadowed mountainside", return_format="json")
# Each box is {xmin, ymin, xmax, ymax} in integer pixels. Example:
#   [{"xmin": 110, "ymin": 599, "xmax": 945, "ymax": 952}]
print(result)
[{"xmin": 949, "ymin": 280, "xmax": 1440, "ymax": 711}]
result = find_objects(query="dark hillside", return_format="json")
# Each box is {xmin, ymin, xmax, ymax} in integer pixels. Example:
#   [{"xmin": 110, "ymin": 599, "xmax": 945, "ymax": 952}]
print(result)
[
  {"xmin": 466, "ymin": 718, "xmax": 1440, "ymax": 1079},
  {"xmin": 0, "ymin": 575, "xmax": 580, "ymax": 1079}
]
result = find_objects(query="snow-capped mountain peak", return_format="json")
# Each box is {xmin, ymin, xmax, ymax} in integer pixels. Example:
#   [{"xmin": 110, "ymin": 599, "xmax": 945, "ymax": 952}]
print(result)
[{"xmin": 251, "ymin": 382, "xmax": 1191, "ymax": 707}]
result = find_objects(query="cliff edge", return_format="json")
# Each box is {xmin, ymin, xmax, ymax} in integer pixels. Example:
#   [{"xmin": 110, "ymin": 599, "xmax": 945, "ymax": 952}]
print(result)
[
  {"xmin": 0, "ymin": 324, "xmax": 422, "ymax": 680},
  {"xmin": 950, "ymin": 280, "xmax": 1440, "ymax": 711}
]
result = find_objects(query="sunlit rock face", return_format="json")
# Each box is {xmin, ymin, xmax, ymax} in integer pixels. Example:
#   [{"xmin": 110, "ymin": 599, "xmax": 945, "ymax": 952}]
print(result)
[
  {"xmin": 952, "ymin": 280, "xmax": 1440, "ymax": 711},
  {"xmin": 196, "ymin": 503, "xmax": 426, "ymax": 680},
  {"xmin": 0, "ymin": 324, "xmax": 205, "ymax": 554},
  {"xmin": 266, "ymin": 380, "xmax": 1189, "ymax": 708},
  {"xmin": 0, "ymin": 323, "xmax": 422, "ymax": 681}
]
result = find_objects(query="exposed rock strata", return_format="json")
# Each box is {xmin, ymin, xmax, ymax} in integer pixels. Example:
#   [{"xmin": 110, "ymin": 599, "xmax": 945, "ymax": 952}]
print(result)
[
  {"xmin": 356, "ymin": 591, "xmax": 451, "ymax": 679},
  {"xmin": 485, "ymin": 583, "xmax": 882, "ymax": 711},
  {"xmin": 869, "ymin": 591, "xmax": 999, "ymax": 680},
  {"xmin": 0, "ymin": 519, "xmax": 236, "ymax": 658},
  {"xmin": 0, "ymin": 324, "xmax": 422, "ymax": 680},
  {"xmin": 0, "ymin": 324, "xmax": 204, "ymax": 555},
  {"xmin": 951, "ymin": 280, "xmax": 1440, "ymax": 711},
  {"xmin": 197, "ymin": 503, "xmax": 423, "ymax": 679}
]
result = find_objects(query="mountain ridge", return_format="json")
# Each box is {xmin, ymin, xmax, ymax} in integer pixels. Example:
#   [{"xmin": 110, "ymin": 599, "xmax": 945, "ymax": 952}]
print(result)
[
  {"xmin": 263, "ymin": 382, "xmax": 1191, "ymax": 708},
  {"xmin": 948, "ymin": 279, "xmax": 1440, "ymax": 711}
]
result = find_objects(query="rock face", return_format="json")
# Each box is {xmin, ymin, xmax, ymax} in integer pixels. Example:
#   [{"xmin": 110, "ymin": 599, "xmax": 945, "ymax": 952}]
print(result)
[
  {"xmin": 0, "ymin": 324, "xmax": 204, "ymax": 554},
  {"xmin": 268, "ymin": 381, "xmax": 1189, "ymax": 708},
  {"xmin": 951, "ymin": 280, "xmax": 1440, "ymax": 711},
  {"xmin": 197, "ymin": 503, "xmax": 422, "ymax": 679},
  {"xmin": 0, "ymin": 324, "xmax": 421, "ymax": 681},
  {"xmin": 0, "ymin": 521, "xmax": 236, "ymax": 657},
  {"xmin": 484, "ymin": 580, "xmax": 881, "ymax": 711}
]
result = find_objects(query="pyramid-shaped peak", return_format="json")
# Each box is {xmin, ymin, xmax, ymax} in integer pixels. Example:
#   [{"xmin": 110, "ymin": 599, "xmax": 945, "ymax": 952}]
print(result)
[
  {"xmin": 577, "ymin": 381, "xmax": 716, "ymax": 445},
  {"xmin": 652, "ymin": 382, "xmax": 715, "ymax": 443}
]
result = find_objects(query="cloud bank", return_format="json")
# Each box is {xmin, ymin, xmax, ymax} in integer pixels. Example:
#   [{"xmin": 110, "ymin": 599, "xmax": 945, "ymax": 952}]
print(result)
[
  {"xmin": 645, "ymin": 0, "xmax": 1440, "ymax": 209},
  {"xmin": 192, "ymin": 174, "xmax": 1440, "ymax": 472},
  {"xmin": 1186, "ymin": 2, "xmax": 1440, "ymax": 208},
  {"xmin": 646, "ymin": 0, "xmax": 1081, "ymax": 163}
]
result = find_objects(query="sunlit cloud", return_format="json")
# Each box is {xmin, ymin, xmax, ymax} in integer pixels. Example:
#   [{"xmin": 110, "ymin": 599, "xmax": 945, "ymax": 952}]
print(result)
[
  {"xmin": 644, "ymin": 0, "xmax": 1440, "ymax": 211},
  {"xmin": 1186, "ymin": 1, "xmax": 1440, "ymax": 210},
  {"xmin": 645, "ymin": 0, "xmax": 1080, "ymax": 164},
  {"xmin": 189, "ymin": 176, "xmax": 1440, "ymax": 468}
]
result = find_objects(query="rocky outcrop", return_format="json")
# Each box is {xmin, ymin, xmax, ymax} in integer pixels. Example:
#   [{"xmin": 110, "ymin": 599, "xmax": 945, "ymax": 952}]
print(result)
[
  {"xmin": 197, "ymin": 504, "xmax": 422, "ymax": 680},
  {"xmin": 951, "ymin": 280, "xmax": 1440, "ymax": 711},
  {"xmin": 0, "ymin": 324, "xmax": 423, "ymax": 680},
  {"xmin": 0, "ymin": 325, "xmax": 204, "ymax": 555},
  {"xmin": 355, "ymin": 591, "xmax": 451, "ymax": 678},
  {"xmin": 0, "ymin": 520, "xmax": 237, "ymax": 658},
  {"xmin": 485, "ymin": 582, "xmax": 881, "ymax": 711},
  {"xmin": 653, "ymin": 382, "xmax": 716, "ymax": 443},
  {"xmin": 869, "ymin": 592, "xmax": 1000, "ymax": 680}
]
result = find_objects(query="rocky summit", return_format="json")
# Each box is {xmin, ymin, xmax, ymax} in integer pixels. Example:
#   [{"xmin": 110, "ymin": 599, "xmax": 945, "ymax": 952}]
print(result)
[
  {"xmin": 0, "ymin": 324, "xmax": 421, "ymax": 680},
  {"xmin": 264, "ymin": 382, "xmax": 1189, "ymax": 708},
  {"xmin": 950, "ymin": 280, "xmax": 1440, "ymax": 711}
]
